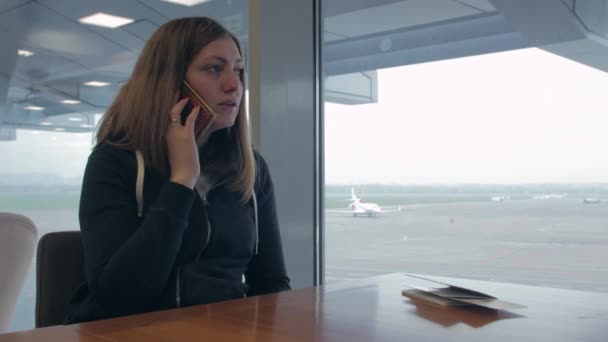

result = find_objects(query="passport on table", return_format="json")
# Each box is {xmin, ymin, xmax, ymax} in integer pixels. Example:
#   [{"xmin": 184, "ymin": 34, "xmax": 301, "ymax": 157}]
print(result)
[{"xmin": 401, "ymin": 274, "xmax": 527, "ymax": 311}]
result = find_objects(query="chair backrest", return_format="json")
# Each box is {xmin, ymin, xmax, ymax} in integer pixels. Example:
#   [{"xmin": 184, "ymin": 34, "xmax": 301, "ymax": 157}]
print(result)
[
  {"xmin": 0, "ymin": 212, "xmax": 37, "ymax": 333},
  {"xmin": 35, "ymin": 231, "xmax": 84, "ymax": 328}
]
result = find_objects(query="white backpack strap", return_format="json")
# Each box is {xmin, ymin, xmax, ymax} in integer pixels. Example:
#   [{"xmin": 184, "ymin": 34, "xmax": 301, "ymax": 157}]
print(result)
[
  {"xmin": 252, "ymin": 190, "xmax": 259, "ymax": 255},
  {"xmin": 135, "ymin": 150, "xmax": 145, "ymax": 218}
]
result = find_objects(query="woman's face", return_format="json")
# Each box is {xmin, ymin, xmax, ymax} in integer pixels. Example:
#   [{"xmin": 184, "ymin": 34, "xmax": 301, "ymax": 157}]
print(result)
[{"xmin": 185, "ymin": 36, "xmax": 244, "ymax": 135}]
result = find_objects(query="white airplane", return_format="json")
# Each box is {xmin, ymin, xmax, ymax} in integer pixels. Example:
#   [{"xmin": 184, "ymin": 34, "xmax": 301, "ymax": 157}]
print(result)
[
  {"xmin": 327, "ymin": 188, "xmax": 401, "ymax": 217},
  {"xmin": 490, "ymin": 195, "xmax": 509, "ymax": 202},
  {"xmin": 532, "ymin": 193, "xmax": 567, "ymax": 200}
]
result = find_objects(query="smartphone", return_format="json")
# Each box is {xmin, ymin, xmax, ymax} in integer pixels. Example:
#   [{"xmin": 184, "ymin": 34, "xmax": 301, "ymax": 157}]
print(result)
[{"xmin": 180, "ymin": 81, "xmax": 217, "ymax": 137}]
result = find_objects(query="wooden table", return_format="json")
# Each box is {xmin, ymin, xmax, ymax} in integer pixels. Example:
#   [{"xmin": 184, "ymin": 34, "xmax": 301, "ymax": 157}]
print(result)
[{"xmin": 1, "ymin": 273, "xmax": 607, "ymax": 341}]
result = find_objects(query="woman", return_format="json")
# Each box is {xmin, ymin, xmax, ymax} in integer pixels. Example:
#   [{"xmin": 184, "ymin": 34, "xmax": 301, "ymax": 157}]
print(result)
[{"xmin": 65, "ymin": 17, "xmax": 290, "ymax": 323}]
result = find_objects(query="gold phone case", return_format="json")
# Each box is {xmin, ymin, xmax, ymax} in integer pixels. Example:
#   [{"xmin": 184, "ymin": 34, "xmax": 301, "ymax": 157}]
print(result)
[
  {"xmin": 183, "ymin": 81, "xmax": 215, "ymax": 114},
  {"xmin": 182, "ymin": 81, "xmax": 217, "ymax": 137}
]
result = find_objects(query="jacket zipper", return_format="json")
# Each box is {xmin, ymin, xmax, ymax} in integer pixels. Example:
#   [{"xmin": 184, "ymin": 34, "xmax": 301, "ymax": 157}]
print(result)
[
  {"xmin": 176, "ymin": 194, "xmax": 212, "ymax": 307},
  {"xmin": 177, "ymin": 180, "xmax": 226, "ymax": 306},
  {"xmin": 175, "ymin": 266, "xmax": 181, "ymax": 307},
  {"xmin": 195, "ymin": 180, "xmax": 225, "ymax": 260},
  {"xmin": 196, "ymin": 198, "xmax": 212, "ymax": 261}
]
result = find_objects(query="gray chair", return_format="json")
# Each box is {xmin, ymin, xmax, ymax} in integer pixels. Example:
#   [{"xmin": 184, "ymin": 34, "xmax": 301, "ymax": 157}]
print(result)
[
  {"xmin": 35, "ymin": 231, "xmax": 84, "ymax": 328},
  {"xmin": 0, "ymin": 212, "xmax": 37, "ymax": 333}
]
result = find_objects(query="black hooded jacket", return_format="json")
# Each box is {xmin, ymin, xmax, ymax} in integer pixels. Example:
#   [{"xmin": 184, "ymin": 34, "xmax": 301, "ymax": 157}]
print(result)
[{"xmin": 65, "ymin": 144, "xmax": 290, "ymax": 323}]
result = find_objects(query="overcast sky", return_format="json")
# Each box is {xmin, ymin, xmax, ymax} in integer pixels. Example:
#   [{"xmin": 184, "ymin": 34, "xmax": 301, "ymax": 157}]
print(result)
[
  {"xmin": 325, "ymin": 48, "xmax": 608, "ymax": 184},
  {"xmin": 2, "ymin": 47, "xmax": 608, "ymax": 185}
]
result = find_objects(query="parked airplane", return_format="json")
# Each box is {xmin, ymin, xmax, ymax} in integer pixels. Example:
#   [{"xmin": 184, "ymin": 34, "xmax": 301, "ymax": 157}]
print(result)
[
  {"xmin": 491, "ymin": 195, "xmax": 509, "ymax": 202},
  {"xmin": 533, "ymin": 193, "xmax": 567, "ymax": 200},
  {"xmin": 327, "ymin": 188, "xmax": 401, "ymax": 217}
]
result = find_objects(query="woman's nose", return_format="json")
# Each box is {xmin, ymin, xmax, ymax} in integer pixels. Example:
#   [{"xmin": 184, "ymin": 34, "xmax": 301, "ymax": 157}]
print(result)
[{"xmin": 222, "ymin": 71, "xmax": 240, "ymax": 93}]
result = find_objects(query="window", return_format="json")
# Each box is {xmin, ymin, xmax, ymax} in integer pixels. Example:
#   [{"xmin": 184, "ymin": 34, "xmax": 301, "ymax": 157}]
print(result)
[
  {"xmin": 322, "ymin": 0, "xmax": 608, "ymax": 292},
  {"xmin": 0, "ymin": 1, "xmax": 248, "ymax": 332}
]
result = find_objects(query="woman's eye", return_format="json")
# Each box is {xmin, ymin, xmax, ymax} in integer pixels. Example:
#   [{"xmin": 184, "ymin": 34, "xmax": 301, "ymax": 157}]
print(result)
[
  {"xmin": 234, "ymin": 68, "xmax": 244, "ymax": 76},
  {"xmin": 206, "ymin": 65, "xmax": 221, "ymax": 73}
]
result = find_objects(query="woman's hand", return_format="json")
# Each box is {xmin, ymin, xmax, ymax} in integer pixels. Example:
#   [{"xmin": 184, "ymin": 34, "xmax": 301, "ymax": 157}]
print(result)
[{"xmin": 166, "ymin": 98, "xmax": 200, "ymax": 189}]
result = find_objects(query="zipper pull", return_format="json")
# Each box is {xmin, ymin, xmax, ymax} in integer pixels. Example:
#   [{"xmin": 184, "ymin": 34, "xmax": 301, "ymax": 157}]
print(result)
[{"xmin": 202, "ymin": 195, "xmax": 210, "ymax": 207}]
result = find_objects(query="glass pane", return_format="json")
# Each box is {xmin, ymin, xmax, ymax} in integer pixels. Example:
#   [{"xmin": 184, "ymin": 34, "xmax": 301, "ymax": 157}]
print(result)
[
  {"xmin": 322, "ymin": 0, "xmax": 608, "ymax": 292},
  {"xmin": 0, "ymin": 0, "xmax": 249, "ymax": 332}
]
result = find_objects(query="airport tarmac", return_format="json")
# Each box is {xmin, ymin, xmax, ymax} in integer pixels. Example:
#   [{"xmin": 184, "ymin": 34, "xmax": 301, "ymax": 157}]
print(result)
[{"xmin": 325, "ymin": 199, "xmax": 608, "ymax": 293}]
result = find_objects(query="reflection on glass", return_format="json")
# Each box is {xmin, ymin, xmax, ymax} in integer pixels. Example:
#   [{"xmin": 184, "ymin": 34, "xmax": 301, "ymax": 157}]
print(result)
[{"xmin": 0, "ymin": 0, "xmax": 249, "ymax": 332}]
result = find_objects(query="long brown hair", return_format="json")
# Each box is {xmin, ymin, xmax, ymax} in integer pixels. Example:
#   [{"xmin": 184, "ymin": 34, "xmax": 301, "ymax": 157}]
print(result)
[{"xmin": 96, "ymin": 17, "xmax": 255, "ymax": 202}]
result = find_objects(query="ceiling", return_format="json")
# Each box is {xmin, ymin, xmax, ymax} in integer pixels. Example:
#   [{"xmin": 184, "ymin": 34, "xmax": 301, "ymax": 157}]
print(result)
[
  {"xmin": 1, "ymin": 0, "xmax": 607, "ymax": 140},
  {"xmin": 0, "ymin": 0, "xmax": 249, "ymax": 138}
]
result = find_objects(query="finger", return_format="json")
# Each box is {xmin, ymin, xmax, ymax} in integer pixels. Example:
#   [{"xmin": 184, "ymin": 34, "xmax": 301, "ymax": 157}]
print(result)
[
  {"xmin": 185, "ymin": 105, "xmax": 200, "ymax": 130},
  {"xmin": 169, "ymin": 97, "xmax": 190, "ymax": 120}
]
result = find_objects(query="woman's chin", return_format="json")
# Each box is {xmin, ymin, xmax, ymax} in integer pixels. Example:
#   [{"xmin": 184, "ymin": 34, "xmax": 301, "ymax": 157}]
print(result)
[{"xmin": 212, "ymin": 115, "xmax": 237, "ymax": 130}]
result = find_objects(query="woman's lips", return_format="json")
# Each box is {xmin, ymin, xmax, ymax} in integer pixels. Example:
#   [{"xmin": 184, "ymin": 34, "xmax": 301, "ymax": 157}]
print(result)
[{"xmin": 216, "ymin": 103, "xmax": 237, "ymax": 113}]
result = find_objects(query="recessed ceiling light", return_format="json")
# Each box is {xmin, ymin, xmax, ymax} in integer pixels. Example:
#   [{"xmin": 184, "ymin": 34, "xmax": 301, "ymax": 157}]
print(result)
[
  {"xmin": 84, "ymin": 81, "xmax": 111, "ymax": 87},
  {"xmin": 68, "ymin": 117, "xmax": 84, "ymax": 121},
  {"xmin": 17, "ymin": 49, "xmax": 34, "ymax": 57},
  {"xmin": 78, "ymin": 12, "xmax": 134, "ymax": 28},
  {"xmin": 62, "ymin": 99, "xmax": 81, "ymax": 104},
  {"xmin": 160, "ymin": 0, "xmax": 213, "ymax": 6},
  {"xmin": 40, "ymin": 122, "xmax": 53, "ymax": 126},
  {"xmin": 25, "ymin": 105, "xmax": 44, "ymax": 111},
  {"xmin": 54, "ymin": 128, "xmax": 65, "ymax": 132},
  {"xmin": 80, "ymin": 124, "xmax": 94, "ymax": 128}
]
